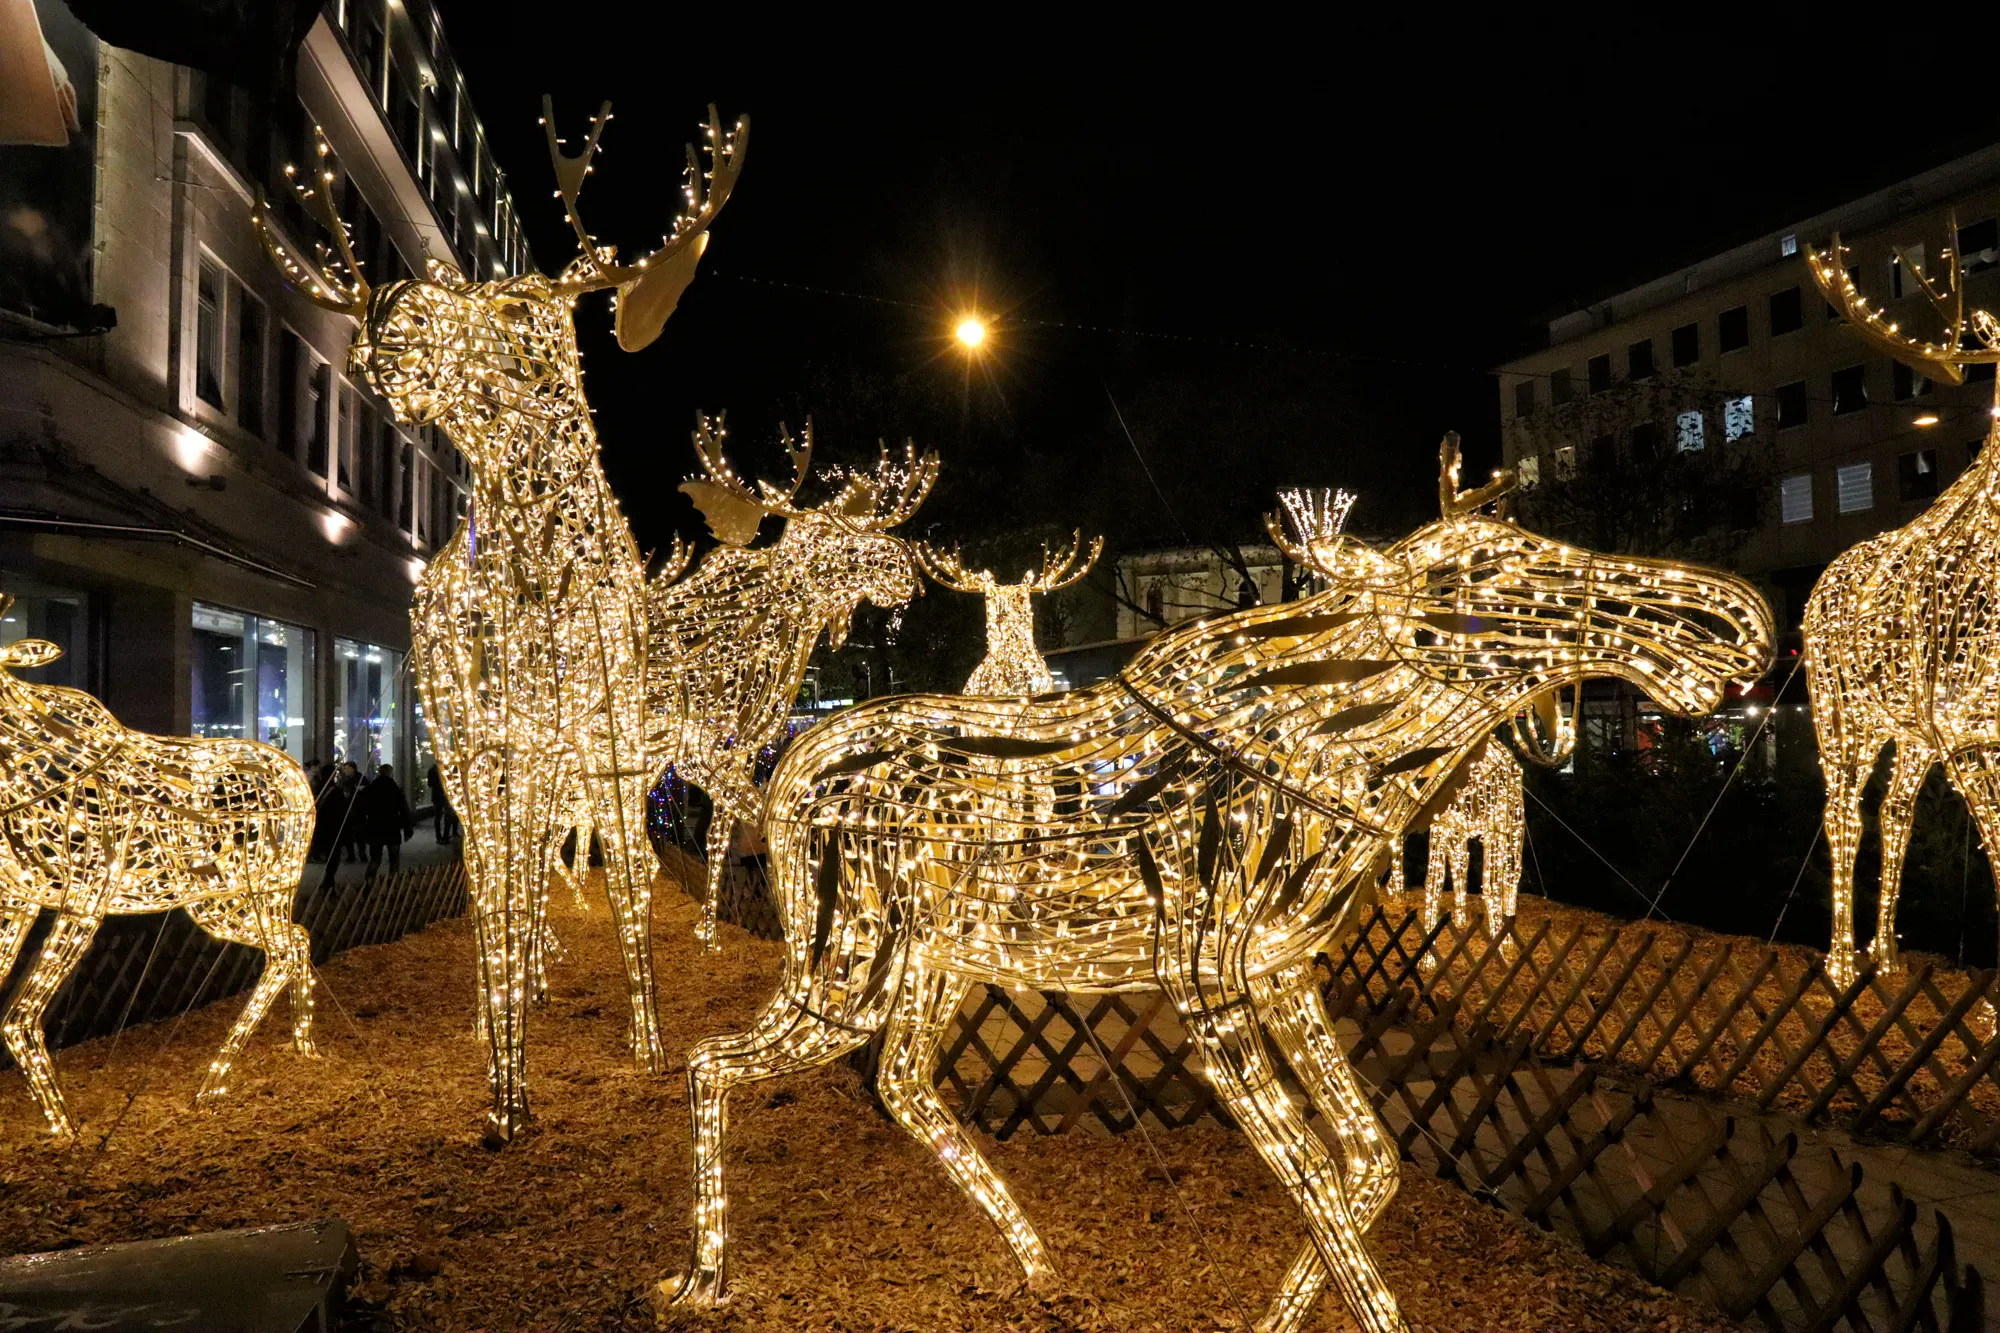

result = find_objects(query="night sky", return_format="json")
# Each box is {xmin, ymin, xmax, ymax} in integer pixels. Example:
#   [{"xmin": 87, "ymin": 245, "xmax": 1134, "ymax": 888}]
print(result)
[{"xmin": 434, "ymin": 16, "xmax": 2000, "ymax": 561}]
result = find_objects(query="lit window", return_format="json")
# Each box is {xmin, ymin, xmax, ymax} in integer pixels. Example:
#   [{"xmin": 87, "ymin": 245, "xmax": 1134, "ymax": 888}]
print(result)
[
  {"xmin": 1516, "ymin": 454, "xmax": 1540, "ymax": 487},
  {"xmin": 1780, "ymin": 473, "xmax": 1813, "ymax": 524},
  {"xmin": 1675, "ymin": 410, "xmax": 1705, "ymax": 452},
  {"xmin": 1554, "ymin": 445, "xmax": 1577, "ymax": 479},
  {"xmin": 1724, "ymin": 395, "xmax": 1755, "ymax": 441},
  {"xmin": 1780, "ymin": 233, "xmax": 1798, "ymax": 257},
  {"xmin": 1836, "ymin": 462, "xmax": 1873, "ymax": 513}
]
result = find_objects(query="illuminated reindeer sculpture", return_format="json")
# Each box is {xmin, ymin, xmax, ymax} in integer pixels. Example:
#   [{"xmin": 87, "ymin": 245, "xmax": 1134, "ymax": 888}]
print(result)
[
  {"xmin": 256, "ymin": 101, "xmax": 746, "ymax": 1141},
  {"xmin": 1417, "ymin": 739, "xmax": 1525, "ymax": 936},
  {"xmin": 915, "ymin": 531, "xmax": 1102, "ymax": 695},
  {"xmin": 1807, "ymin": 225, "xmax": 2000, "ymax": 986},
  {"xmin": 0, "ymin": 605, "xmax": 317, "ymax": 1140},
  {"xmin": 651, "ymin": 416, "xmax": 938, "ymax": 948},
  {"xmin": 663, "ymin": 440, "xmax": 1773, "ymax": 1333}
]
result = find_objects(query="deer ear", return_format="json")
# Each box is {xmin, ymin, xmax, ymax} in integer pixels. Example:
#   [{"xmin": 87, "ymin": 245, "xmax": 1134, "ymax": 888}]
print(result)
[
  {"xmin": 614, "ymin": 232, "xmax": 709, "ymax": 352},
  {"xmin": 0, "ymin": 639, "xmax": 64, "ymax": 670},
  {"xmin": 679, "ymin": 479, "xmax": 765, "ymax": 546}
]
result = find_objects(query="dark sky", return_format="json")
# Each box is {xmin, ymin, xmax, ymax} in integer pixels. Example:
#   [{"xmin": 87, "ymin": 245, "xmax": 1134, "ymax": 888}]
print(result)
[{"xmin": 434, "ymin": 15, "xmax": 2000, "ymax": 558}]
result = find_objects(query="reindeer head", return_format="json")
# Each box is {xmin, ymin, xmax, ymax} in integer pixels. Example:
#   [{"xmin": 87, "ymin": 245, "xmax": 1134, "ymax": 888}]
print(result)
[
  {"xmin": 680, "ymin": 416, "xmax": 940, "ymax": 649},
  {"xmin": 254, "ymin": 102, "xmax": 747, "ymax": 457},
  {"xmin": 1267, "ymin": 435, "xmax": 1773, "ymax": 730}
]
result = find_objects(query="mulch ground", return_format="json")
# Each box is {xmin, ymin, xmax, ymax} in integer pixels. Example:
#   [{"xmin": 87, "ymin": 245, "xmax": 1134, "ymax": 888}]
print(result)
[{"xmin": 0, "ymin": 876, "xmax": 1742, "ymax": 1332}]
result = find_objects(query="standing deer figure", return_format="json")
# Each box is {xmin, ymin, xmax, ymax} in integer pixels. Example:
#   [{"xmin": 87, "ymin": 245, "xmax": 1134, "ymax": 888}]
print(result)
[
  {"xmin": 1414, "ymin": 738, "xmax": 1525, "ymax": 935},
  {"xmin": 650, "ymin": 416, "xmax": 938, "ymax": 947},
  {"xmin": 0, "ymin": 607, "xmax": 317, "ymax": 1140},
  {"xmin": 661, "ymin": 440, "xmax": 1772, "ymax": 1333},
  {"xmin": 256, "ymin": 101, "xmax": 745, "ymax": 1142},
  {"xmin": 1807, "ymin": 225, "xmax": 2000, "ymax": 986},
  {"xmin": 914, "ymin": 531, "xmax": 1102, "ymax": 696}
]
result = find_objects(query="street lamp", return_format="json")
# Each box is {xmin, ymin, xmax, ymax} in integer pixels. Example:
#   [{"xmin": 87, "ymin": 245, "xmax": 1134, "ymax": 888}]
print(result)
[{"xmin": 954, "ymin": 315, "xmax": 988, "ymax": 350}]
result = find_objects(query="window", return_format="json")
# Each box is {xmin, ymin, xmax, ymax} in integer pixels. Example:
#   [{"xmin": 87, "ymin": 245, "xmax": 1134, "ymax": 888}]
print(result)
[
  {"xmin": 1960, "ymin": 217, "xmax": 1997, "ymax": 274},
  {"xmin": 1836, "ymin": 462, "xmax": 1874, "ymax": 513},
  {"xmin": 1898, "ymin": 449, "xmax": 1939, "ymax": 502},
  {"xmin": 1719, "ymin": 305, "xmax": 1750, "ymax": 352},
  {"xmin": 305, "ymin": 360, "xmax": 330, "ymax": 476},
  {"xmin": 1671, "ymin": 322, "xmax": 1699, "ymax": 367},
  {"xmin": 276, "ymin": 329, "xmax": 302, "ymax": 457},
  {"xmin": 1515, "ymin": 454, "xmax": 1540, "ymax": 487},
  {"xmin": 1550, "ymin": 367, "xmax": 1573, "ymax": 406},
  {"xmin": 190, "ymin": 602, "xmax": 314, "ymax": 758},
  {"xmin": 337, "ymin": 385, "xmax": 359, "ymax": 492},
  {"xmin": 1970, "ymin": 362, "xmax": 1997, "ymax": 385},
  {"xmin": 1780, "ymin": 233, "xmax": 1798, "ymax": 257},
  {"xmin": 236, "ymin": 290, "xmax": 265, "ymax": 436},
  {"xmin": 1554, "ymin": 446, "xmax": 1577, "ymax": 479},
  {"xmin": 333, "ymin": 638, "xmax": 404, "ymax": 773},
  {"xmin": 1513, "ymin": 380, "xmax": 1536, "ymax": 418},
  {"xmin": 413, "ymin": 453, "xmax": 432, "ymax": 546},
  {"xmin": 0, "ymin": 579, "xmax": 90, "ymax": 691},
  {"xmin": 1832, "ymin": 364, "xmax": 1867, "ymax": 415},
  {"xmin": 1783, "ymin": 476, "xmax": 1820, "ymax": 527},
  {"xmin": 398, "ymin": 441, "xmax": 415, "ymax": 532},
  {"xmin": 1724, "ymin": 395, "xmax": 1755, "ymax": 442},
  {"xmin": 1628, "ymin": 339, "xmax": 1654, "ymax": 381},
  {"xmin": 1971, "ymin": 438, "xmax": 1985, "ymax": 465},
  {"xmin": 1892, "ymin": 361, "xmax": 1930, "ymax": 401},
  {"xmin": 195, "ymin": 259, "xmax": 224, "ymax": 409},
  {"xmin": 1587, "ymin": 353, "xmax": 1612, "ymax": 394},
  {"xmin": 377, "ymin": 420, "xmax": 400, "ymax": 520},
  {"xmin": 1776, "ymin": 381, "xmax": 1808, "ymax": 430},
  {"xmin": 1676, "ymin": 410, "xmax": 1705, "ymax": 452},
  {"xmin": 1769, "ymin": 286, "xmax": 1802, "ymax": 336},
  {"xmin": 1630, "ymin": 421, "xmax": 1664, "ymax": 459}
]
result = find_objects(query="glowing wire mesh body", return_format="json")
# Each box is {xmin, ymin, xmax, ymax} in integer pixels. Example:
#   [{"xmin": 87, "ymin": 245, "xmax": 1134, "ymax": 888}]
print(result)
[
  {"xmin": 0, "ymin": 617, "xmax": 317, "ymax": 1140},
  {"xmin": 1417, "ymin": 740, "xmax": 1524, "ymax": 936},
  {"xmin": 256, "ymin": 103, "xmax": 746, "ymax": 1141},
  {"xmin": 662, "ymin": 443, "xmax": 1774, "ymax": 1332},
  {"xmin": 647, "ymin": 418, "xmax": 938, "ymax": 948},
  {"xmin": 916, "ymin": 532, "xmax": 1101, "ymax": 697}
]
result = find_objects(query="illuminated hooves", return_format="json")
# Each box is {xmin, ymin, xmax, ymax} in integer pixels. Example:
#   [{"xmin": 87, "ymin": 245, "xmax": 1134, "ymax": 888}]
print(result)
[{"xmin": 656, "ymin": 1269, "xmax": 726, "ymax": 1309}]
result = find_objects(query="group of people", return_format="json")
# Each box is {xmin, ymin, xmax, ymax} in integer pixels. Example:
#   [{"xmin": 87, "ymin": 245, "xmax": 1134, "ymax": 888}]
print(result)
[{"xmin": 302, "ymin": 759, "xmax": 416, "ymax": 890}]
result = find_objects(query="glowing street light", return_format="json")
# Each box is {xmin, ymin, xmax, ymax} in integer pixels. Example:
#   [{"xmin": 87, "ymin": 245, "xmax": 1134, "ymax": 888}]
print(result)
[
  {"xmin": 954, "ymin": 315, "xmax": 988, "ymax": 350},
  {"xmin": 1913, "ymin": 412, "xmax": 1941, "ymax": 427}
]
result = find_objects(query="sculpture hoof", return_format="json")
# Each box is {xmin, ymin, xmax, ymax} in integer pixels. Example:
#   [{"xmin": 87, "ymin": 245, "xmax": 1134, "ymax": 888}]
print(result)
[{"xmin": 656, "ymin": 1269, "xmax": 725, "ymax": 1309}]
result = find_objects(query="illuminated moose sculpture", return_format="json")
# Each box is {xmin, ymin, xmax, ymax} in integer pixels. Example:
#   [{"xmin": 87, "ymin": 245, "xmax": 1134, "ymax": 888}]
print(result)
[
  {"xmin": 256, "ymin": 100, "xmax": 745, "ymax": 1141},
  {"xmin": 650, "ymin": 416, "xmax": 938, "ymax": 948},
  {"xmin": 0, "ymin": 606, "xmax": 318, "ymax": 1140},
  {"xmin": 1806, "ymin": 225, "xmax": 2000, "ymax": 986},
  {"xmin": 915, "ymin": 531, "xmax": 1102, "ymax": 696},
  {"xmin": 661, "ymin": 440, "xmax": 1773, "ymax": 1333}
]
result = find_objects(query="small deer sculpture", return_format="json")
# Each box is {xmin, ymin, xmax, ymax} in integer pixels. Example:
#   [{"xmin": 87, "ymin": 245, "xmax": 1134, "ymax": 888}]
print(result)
[
  {"xmin": 256, "ymin": 100, "xmax": 745, "ymax": 1141},
  {"xmin": 660, "ymin": 440, "xmax": 1773, "ymax": 1333},
  {"xmin": 1807, "ymin": 223, "xmax": 2000, "ymax": 986},
  {"xmin": 0, "ymin": 606, "xmax": 318, "ymax": 1140},
  {"xmin": 915, "ymin": 531, "xmax": 1102, "ymax": 696},
  {"xmin": 1415, "ymin": 737, "xmax": 1525, "ymax": 936},
  {"xmin": 651, "ymin": 416, "xmax": 938, "ymax": 947}
]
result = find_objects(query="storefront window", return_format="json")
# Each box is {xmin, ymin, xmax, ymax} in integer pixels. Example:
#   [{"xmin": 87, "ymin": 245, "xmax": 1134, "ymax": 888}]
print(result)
[
  {"xmin": 333, "ymin": 637, "xmax": 403, "ymax": 773},
  {"xmin": 410, "ymin": 690, "xmax": 436, "ymax": 790},
  {"xmin": 191, "ymin": 603, "xmax": 314, "ymax": 757},
  {"xmin": 0, "ymin": 580, "xmax": 89, "ymax": 690}
]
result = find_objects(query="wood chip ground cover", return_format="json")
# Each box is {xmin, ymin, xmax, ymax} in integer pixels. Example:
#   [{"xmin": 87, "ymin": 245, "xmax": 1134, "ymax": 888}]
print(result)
[{"xmin": 0, "ymin": 878, "xmax": 1741, "ymax": 1331}]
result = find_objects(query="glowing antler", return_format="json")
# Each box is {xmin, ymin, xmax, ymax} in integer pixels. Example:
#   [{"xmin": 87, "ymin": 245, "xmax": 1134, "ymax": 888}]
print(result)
[
  {"xmin": 1023, "ymin": 531, "xmax": 1102, "ymax": 592},
  {"xmin": 252, "ymin": 126, "xmax": 369, "ymax": 318},
  {"xmin": 1806, "ymin": 215, "xmax": 2000, "ymax": 386}
]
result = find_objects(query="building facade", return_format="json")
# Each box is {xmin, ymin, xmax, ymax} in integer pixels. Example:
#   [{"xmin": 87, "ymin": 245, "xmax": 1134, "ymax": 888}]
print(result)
[
  {"xmin": 1496, "ymin": 144, "xmax": 2000, "ymax": 627},
  {"xmin": 0, "ymin": 0, "xmax": 530, "ymax": 778}
]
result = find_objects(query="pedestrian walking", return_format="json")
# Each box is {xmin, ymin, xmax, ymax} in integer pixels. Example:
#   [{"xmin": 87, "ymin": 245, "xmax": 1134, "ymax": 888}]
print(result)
[
  {"xmin": 318, "ymin": 761, "xmax": 364, "ymax": 889},
  {"xmin": 359, "ymin": 763, "xmax": 416, "ymax": 884},
  {"xmin": 426, "ymin": 762, "xmax": 458, "ymax": 843}
]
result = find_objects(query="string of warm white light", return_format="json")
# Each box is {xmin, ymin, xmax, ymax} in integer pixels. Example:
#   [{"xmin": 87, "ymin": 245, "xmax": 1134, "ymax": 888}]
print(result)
[
  {"xmin": 916, "ymin": 532, "xmax": 1102, "ymax": 696},
  {"xmin": 257, "ymin": 99, "xmax": 747, "ymax": 1141},
  {"xmin": 661, "ymin": 439, "xmax": 1773, "ymax": 1332},
  {"xmin": 1418, "ymin": 739, "xmax": 1524, "ymax": 937},
  {"xmin": 0, "ymin": 605, "xmax": 319, "ymax": 1141},
  {"xmin": 1806, "ymin": 223, "xmax": 2000, "ymax": 987},
  {"xmin": 650, "ymin": 415, "xmax": 939, "ymax": 949}
]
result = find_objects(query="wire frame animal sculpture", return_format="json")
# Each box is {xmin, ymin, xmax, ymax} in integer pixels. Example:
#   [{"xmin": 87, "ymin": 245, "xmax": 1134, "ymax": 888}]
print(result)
[
  {"xmin": 1413, "ymin": 737, "xmax": 1524, "ymax": 936},
  {"xmin": 256, "ymin": 100, "xmax": 744, "ymax": 1142},
  {"xmin": 915, "ymin": 531, "xmax": 1102, "ymax": 696},
  {"xmin": 0, "ymin": 608, "xmax": 318, "ymax": 1141},
  {"xmin": 1806, "ymin": 223, "xmax": 2000, "ymax": 987},
  {"xmin": 649, "ymin": 415, "xmax": 938, "ymax": 948},
  {"xmin": 660, "ymin": 438, "xmax": 1774, "ymax": 1333}
]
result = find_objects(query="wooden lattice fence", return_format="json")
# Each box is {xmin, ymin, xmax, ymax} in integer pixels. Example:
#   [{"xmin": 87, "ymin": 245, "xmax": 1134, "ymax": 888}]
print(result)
[{"xmin": 0, "ymin": 860, "xmax": 467, "ymax": 1065}]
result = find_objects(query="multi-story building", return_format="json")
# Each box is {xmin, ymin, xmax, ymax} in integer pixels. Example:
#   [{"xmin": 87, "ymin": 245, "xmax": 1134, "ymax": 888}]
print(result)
[
  {"xmin": 0, "ymin": 0, "xmax": 531, "ymax": 778},
  {"xmin": 1496, "ymin": 143, "xmax": 2000, "ymax": 629}
]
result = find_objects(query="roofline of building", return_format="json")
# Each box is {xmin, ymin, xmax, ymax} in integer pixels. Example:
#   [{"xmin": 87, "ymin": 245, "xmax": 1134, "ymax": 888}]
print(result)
[{"xmin": 1538, "ymin": 140, "xmax": 2000, "ymax": 352}]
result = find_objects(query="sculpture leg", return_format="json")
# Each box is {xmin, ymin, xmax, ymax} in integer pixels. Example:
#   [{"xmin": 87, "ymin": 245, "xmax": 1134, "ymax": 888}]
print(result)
[
  {"xmin": 460, "ymin": 756, "xmax": 553, "ymax": 1145},
  {"xmin": 1252, "ymin": 964, "xmax": 1401, "ymax": 1333},
  {"xmin": 584, "ymin": 762, "xmax": 664, "ymax": 1072},
  {"xmin": 1872, "ymin": 744, "xmax": 1933, "ymax": 974},
  {"xmin": 1821, "ymin": 744, "xmax": 1877, "ymax": 990},
  {"xmin": 696, "ymin": 797, "xmax": 733, "ymax": 951},
  {"xmin": 187, "ymin": 892, "xmax": 317, "ymax": 1106},
  {"xmin": 1420, "ymin": 833, "xmax": 1446, "ymax": 932},
  {"xmin": 1451, "ymin": 842, "xmax": 1471, "ymax": 926},
  {"xmin": 1165, "ymin": 971, "xmax": 1407, "ymax": 1333},
  {"xmin": 664, "ymin": 992, "xmax": 866, "ymax": 1307},
  {"xmin": 877, "ymin": 961, "xmax": 1059, "ymax": 1291},
  {"xmin": 2, "ymin": 913, "xmax": 102, "ymax": 1141},
  {"xmin": 1489, "ymin": 803, "xmax": 1523, "ymax": 936}
]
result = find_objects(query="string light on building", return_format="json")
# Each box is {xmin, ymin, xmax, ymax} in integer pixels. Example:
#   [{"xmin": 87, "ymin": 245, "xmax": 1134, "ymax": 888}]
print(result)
[
  {"xmin": 660, "ymin": 437, "xmax": 1773, "ymax": 1331},
  {"xmin": 916, "ymin": 531, "xmax": 1102, "ymax": 696},
  {"xmin": 257, "ymin": 98, "xmax": 747, "ymax": 1143},
  {"xmin": 649, "ymin": 416, "xmax": 940, "ymax": 949},
  {"xmin": 0, "ymin": 609, "xmax": 319, "ymax": 1141},
  {"xmin": 1806, "ymin": 222, "xmax": 2000, "ymax": 987}
]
